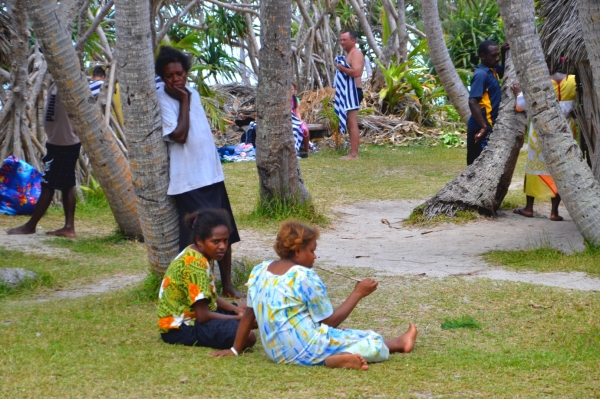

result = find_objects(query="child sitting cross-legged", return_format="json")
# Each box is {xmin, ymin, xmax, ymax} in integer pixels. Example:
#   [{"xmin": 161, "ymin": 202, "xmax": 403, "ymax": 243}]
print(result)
[
  {"xmin": 157, "ymin": 208, "xmax": 256, "ymax": 350},
  {"xmin": 211, "ymin": 220, "xmax": 417, "ymax": 370}
]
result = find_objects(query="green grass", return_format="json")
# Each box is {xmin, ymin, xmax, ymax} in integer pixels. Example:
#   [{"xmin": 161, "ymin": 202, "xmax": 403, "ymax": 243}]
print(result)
[
  {"xmin": 441, "ymin": 315, "xmax": 481, "ymax": 330},
  {"xmin": 224, "ymin": 145, "xmax": 467, "ymax": 231},
  {"xmin": 484, "ymin": 242, "xmax": 600, "ymax": 276},
  {"xmin": 405, "ymin": 204, "xmax": 478, "ymax": 227},
  {"xmin": 1, "ymin": 145, "xmax": 599, "ymax": 397},
  {"xmin": 0, "ymin": 270, "xmax": 54, "ymax": 299},
  {"xmin": 0, "ymin": 273, "xmax": 598, "ymax": 398}
]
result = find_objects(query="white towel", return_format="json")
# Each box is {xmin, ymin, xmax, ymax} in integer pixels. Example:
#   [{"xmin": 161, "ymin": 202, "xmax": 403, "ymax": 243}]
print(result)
[{"xmin": 333, "ymin": 55, "xmax": 360, "ymax": 134}]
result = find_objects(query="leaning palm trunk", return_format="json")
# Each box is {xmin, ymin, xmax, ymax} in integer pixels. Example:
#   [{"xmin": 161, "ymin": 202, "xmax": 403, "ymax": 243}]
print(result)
[
  {"xmin": 24, "ymin": 0, "xmax": 142, "ymax": 238},
  {"xmin": 255, "ymin": 0, "xmax": 311, "ymax": 206},
  {"xmin": 576, "ymin": 0, "xmax": 600, "ymax": 179},
  {"xmin": 115, "ymin": 0, "xmax": 179, "ymax": 274},
  {"xmin": 421, "ymin": 0, "xmax": 471, "ymax": 125},
  {"xmin": 498, "ymin": 0, "xmax": 600, "ymax": 246},
  {"xmin": 420, "ymin": 56, "xmax": 527, "ymax": 217}
]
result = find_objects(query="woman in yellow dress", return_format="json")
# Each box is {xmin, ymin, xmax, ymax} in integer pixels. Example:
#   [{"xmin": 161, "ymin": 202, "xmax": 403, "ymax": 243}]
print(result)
[{"xmin": 511, "ymin": 64, "xmax": 577, "ymax": 221}]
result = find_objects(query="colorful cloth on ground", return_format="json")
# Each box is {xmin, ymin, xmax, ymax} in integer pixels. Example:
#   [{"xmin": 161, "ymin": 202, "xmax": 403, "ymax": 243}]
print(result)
[
  {"xmin": 0, "ymin": 156, "xmax": 42, "ymax": 215},
  {"xmin": 157, "ymin": 246, "xmax": 217, "ymax": 332},
  {"xmin": 515, "ymin": 75, "xmax": 576, "ymax": 198},
  {"xmin": 247, "ymin": 261, "xmax": 389, "ymax": 365},
  {"xmin": 334, "ymin": 56, "xmax": 360, "ymax": 135}
]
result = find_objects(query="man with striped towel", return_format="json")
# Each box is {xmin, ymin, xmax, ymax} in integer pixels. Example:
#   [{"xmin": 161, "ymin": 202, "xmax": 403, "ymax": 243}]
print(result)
[{"xmin": 334, "ymin": 31, "xmax": 364, "ymax": 160}]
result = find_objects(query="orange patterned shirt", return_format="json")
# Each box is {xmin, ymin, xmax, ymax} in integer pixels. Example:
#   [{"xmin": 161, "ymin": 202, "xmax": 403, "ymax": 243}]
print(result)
[{"xmin": 157, "ymin": 246, "xmax": 217, "ymax": 332}]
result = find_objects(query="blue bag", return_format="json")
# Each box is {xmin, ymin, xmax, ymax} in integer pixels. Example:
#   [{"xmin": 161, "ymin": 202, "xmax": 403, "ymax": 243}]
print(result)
[{"xmin": 0, "ymin": 155, "xmax": 42, "ymax": 215}]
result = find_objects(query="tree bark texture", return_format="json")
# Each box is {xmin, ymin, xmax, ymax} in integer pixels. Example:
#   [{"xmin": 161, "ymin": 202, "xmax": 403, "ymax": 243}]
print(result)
[
  {"xmin": 498, "ymin": 0, "xmax": 600, "ymax": 246},
  {"xmin": 421, "ymin": 0, "xmax": 471, "ymax": 125},
  {"xmin": 256, "ymin": 0, "xmax": 311, "ymax": 205},
  {"xmin": 422, "ymin": 56, "xmax": 527, "ymax": 217},
  {"xmin": 573, "ymin": 62, "xmax": 600, "ymax": 179},
  {"xmin": 396, "ymin": 0, "xmax": 408, "ymax": 63},
  {"xmin": 115, "ymin": 0, "xmax": 179, "ymax": 274},
  {"xmin": 575, "ymin": 0, "xmax": 600, "ymax": 179},
  {"xmin": 25, "ymin": 0, "xmax": 143, "ymax": 239}
]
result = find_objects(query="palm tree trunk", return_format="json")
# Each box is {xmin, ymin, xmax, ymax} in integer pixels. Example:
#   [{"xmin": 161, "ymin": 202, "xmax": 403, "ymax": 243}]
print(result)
[
  {"xmin": 256, "ymin": 0, "xmax": 311, "ymax": 206},
  {"xmin": 421, "ymin": 0, "xmax": 471, "ymax": 125},
  {"xmin": 24, "ymin": 0, "xmax": 143, "ymax": 239},
  {"xmin": 114, "ymin": 0, "xmax": 180, "ymax": 274},
  {"xmin": 421, "ymin": 56, "xmax": 527, "ymax": 217},
  {"xmin": 396, "ymin": 0, "xmax": 408, "ymax": 63},
  {"xmin": 576, "ymin": 0, "xmax": 600, "ymax": 179},
  {"xmin": 498, "ymin": 0, "xmax": 600, "ymax": 246}
]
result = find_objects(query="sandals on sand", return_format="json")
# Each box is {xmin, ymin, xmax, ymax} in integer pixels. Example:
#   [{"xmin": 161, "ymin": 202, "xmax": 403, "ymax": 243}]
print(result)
[{"xmin": 513, "ymin": 208, "xmax": 533, "ymax": 218}]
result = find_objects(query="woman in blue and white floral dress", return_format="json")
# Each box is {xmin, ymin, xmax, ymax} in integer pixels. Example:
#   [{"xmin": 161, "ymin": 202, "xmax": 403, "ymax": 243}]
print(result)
[{"xmin": 212, "ymin": 220, "xmax": 417, "ymax": 370}]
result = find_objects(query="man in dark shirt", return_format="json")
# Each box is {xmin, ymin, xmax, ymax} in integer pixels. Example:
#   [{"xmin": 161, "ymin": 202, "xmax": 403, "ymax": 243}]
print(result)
[{"xmin": 467, "ymin": 40, "xmax": 509, "ymax": 165}]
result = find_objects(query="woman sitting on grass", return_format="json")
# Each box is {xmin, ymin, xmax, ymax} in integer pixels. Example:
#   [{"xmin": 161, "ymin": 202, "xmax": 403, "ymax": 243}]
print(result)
[
  {"xmin": 212, "ymin": 220, "xmax": 417, "ymax": 370},
  {"xmin": 157, "ymin": 209, "xmax": 256, "ymax": 350}
]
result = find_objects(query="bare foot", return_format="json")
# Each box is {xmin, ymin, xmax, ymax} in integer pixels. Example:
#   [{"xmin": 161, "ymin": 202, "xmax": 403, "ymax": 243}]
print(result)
[
  {"xmin": 385, "ymin": 323, "xmax": 418, "ymax": 353},
  {"xmin": 340, "ymin": 154, "xmax": 358, "ymax": 160},
  {"xmin": 325, "ymin": 353, "xmax": 369, "ymax": 370},
  {"xmin": 46, "ymin": 228, "xmax": 76, "ymax": 238},
  {"xmin": 513, "ymin": 208, "xmax": 533, "ymax": 218},
  {"xmin": 221, "ymin": 286, "xmax": 244, "ymax": 299},
  {"xmin": 550, "ymin": 215, "xmax": 564, "ymax": 221},
  {"xmin": 7, "ymin": 224, "xmax": 36, "ymax": 235}
]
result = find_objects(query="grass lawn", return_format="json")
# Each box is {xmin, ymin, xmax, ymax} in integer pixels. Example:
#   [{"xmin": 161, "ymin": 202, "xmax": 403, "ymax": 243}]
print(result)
[{"xmin": 1, "ymin": 145, "xmax": 599, "ymax": 398}]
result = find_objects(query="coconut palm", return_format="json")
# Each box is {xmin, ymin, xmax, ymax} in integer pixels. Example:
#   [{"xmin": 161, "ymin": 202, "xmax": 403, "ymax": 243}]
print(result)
[
  {"xmin": 23, "ymin": 0, "xmax": 143, "ymax": 238},
  {"xmin": 421, "ymin": 0, "xmax": 471, "ymax": 125},
  {"xmin": 497, "ymin": 0, "xmax": 600, "ymax": 246},
  {"xmin": 114, "ymin": 0, "xmax": 180, "ymax": 274},
  {"xmin": 256, "ymin": 0, "xmax": 311, "ymax": 207}
]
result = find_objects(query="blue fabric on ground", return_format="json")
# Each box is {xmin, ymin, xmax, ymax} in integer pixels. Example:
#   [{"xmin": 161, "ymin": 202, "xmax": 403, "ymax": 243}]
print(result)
[{"xmin": 0, "ymin": 155, "xmax": 42, "ymax": 215}]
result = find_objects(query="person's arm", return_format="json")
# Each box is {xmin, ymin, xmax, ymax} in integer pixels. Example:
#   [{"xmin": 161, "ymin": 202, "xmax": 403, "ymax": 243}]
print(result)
[
  {"xmin": 337, "ymin": 52, "xmax": 364, "ymax": 78},
  {"xmin": 511, "ymin": 83, "xmax": 527, "ymax": 112},
  {"xmin": 319, "ymin": 278, "xmax": 377, "ymax": 328},
  {"xmin": 468, "ymin": 97, "xmax": 488, "ymax": 142},
  {"xmin": 216, "ymin": 296, "xmax": 245, "ymax": 316},
  {"xmin": 498, "ymin": 42, "xmax": 510, "ymax": 78},
  {"xmin": 294, "ymin": 102, "xmax": 302, "ymax": 120},
  {"xmin": 165, "ymin": 86, "xmax": 190, "ymax": 144},
  {"xmin": 210, "ymin": 307, "xmax": 256, "ymax": 357},
  {"xmin": 468, "ymin": 70, "xmax": 488, "ymax": 142},
  {"xmin": 193, "ymin": 299, "xmax": 241, "ymax": 323}
]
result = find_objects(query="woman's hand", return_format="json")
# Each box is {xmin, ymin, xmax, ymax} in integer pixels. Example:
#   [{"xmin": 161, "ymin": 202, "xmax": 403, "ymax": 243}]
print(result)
[
  {"xmin": 210, "ymin": 349, "xmax": 236, "ymax": 357},
  {"xmin": 165, "ymin": 85, "xmax": 190, "ymax": 103},
  {"xmin": 236, "ymin": 302, "xmax": 247, "ymax": 317},
  {"xmin": 353, "ymin": 278, "xmax": 378, "ymax": 298},
  {"xmin": 510, "ymin": 82, "xmax": 522, "ymax": 96}
]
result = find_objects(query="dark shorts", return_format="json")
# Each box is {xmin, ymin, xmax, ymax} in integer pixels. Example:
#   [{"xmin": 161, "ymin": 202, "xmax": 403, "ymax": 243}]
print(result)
[
  {"xmin": 357, "ymin": 88, "xmax": 364, "ymax": 104},
  {"xmin": 41, "ymin": 143, "xmax": 81, "ymax": 190},
  {"xmin": 173, "ymin": 181, "xmax": 240, "ymax": 251},
  {"xmin": 161, "ymin": 307, "xmax": 239, "ymax": 349}
]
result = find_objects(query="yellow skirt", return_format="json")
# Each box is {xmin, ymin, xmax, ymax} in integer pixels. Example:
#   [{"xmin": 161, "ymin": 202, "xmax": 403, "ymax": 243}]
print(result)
[{"xmin": 524, "ymin": 174, "xmax": 558, "ymax": 199}]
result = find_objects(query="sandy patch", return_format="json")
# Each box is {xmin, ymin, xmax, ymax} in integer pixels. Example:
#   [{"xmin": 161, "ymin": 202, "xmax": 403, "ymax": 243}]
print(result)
[
  {"xmin": 33, "ymin": 272, "xmax": 147, "ymax": 302},
  {"xmin": 235, "ymin": 200, "xmax": 600, "ymax": 291}
]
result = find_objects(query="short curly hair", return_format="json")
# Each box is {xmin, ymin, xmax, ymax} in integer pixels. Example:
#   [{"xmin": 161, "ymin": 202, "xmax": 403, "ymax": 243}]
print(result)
[
  {"xmin": 274, "ymin": 220, "xmax": 320, "ymax": 259},
  {"xmin": 155, "ymin": 46, "xmax": 192, "ymax": 79}
]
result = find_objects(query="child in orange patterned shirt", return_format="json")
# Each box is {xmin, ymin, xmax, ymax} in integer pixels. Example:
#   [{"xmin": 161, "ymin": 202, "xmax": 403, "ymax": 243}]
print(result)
[{"xmin": 157, "ymin": 208, "xmax": 256, "ymax": 349}]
